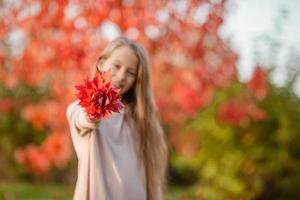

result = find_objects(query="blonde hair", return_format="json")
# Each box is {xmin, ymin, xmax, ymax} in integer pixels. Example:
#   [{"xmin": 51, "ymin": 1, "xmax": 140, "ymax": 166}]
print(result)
[{"xmin": 91, "ymin": 36, "xmax": 168, "ymax": 200}]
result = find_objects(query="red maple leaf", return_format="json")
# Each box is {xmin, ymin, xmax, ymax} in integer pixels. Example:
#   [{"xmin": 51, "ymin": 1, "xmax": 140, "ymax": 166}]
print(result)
[
  {"xmin": 74, "ymin": 72, "xmax": 123, "ymax": 120},
  {"xmin": 247, "ymin": 66, "xmax": 268, "ymax": 101}
]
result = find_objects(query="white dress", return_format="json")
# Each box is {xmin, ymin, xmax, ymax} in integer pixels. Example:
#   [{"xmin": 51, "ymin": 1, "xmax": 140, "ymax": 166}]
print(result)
[{"xmin": 66, "ymin": 100, "xmax": 147, "ymax": 200}]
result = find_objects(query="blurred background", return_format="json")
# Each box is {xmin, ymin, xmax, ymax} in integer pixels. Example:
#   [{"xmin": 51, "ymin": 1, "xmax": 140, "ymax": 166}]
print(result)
[{"xmin": 1, "ymin": 0, "xmax": 300, "ymax": 199}]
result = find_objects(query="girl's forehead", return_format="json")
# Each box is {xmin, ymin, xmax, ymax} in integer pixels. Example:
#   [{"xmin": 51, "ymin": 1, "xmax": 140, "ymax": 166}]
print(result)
[
  {"xmin": 111, "ymin": 46, "xmax": 135, "ymax": 57},
  {"xmin": 109, "ymin": 46, "xmax": 138, "ymax": 67}
]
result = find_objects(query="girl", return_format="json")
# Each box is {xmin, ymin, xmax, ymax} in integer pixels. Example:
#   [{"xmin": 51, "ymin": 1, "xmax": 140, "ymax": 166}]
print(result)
[{"xmin": 66, "ymin": 36, "xmax": 168, "ymax": 200}]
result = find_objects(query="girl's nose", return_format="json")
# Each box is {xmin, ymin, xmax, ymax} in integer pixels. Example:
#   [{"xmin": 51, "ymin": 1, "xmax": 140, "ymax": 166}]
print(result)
[{"xmin": 115, "ymin": 69, "xmax": 126, "ymax": 82}]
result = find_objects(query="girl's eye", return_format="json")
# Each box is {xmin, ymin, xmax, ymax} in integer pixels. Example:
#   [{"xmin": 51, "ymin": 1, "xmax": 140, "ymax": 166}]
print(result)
[
  {"xmin": 113, "ymin": 64, "xmax": 121, "ymax": 69},
  {"xmin": 127, "ymin": 71, "xmax": 136, "ymax": 76}
]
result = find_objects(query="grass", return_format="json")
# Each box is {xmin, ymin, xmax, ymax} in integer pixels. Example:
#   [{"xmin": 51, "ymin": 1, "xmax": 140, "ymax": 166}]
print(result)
[
  {"xmin": 0, "ymin": 182, "xmax": 72, "ymax": 200},
  {"xmin": 0, "ymin": 181, "xmax": 200, "ymax": 200},
  {"xmin": 165, "ymin": 184, "xmax": 200, "ymax": 200}
]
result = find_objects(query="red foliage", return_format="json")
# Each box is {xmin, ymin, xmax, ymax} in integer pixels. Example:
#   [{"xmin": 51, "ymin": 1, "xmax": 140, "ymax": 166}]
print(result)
[
  {"xmin": 0, "ymin": 98, "xmax": 14, "ymax": 112},
  {"xmin": 75, "ymin": 72, "xmax": 123, "ymax": 120},
  {"xmin": 0, "ymin": 0, "xmax": 268, "ymax": 175},
  {"xmin": 22, "ymin": 103, "xmax": 48, "ymax": 131},
  {"xmin": 15, "ymin": 131, "xmax": 71, "ymax": 175},
  {"xmin": 247, "ymin": 66, "xmax": 269, "ymax": 101},
  {"xmin": 170, "ymin": 70, "xmax": 214, "ymax": 116},
  {"xmin": 41, "ymin": 131, "xmax": 72, "ymax": 168},
  {"xmin": 15, "ymin": 145, "xmax": 51, "ymax": 176},
  {"xmin": 217, "ymin": 95, "xmax": 267, "ymax": 127}
]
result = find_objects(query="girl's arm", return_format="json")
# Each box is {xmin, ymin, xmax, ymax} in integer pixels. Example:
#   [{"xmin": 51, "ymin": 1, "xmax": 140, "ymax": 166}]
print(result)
[{"xmin": 66, "ymin": 100, "xmax": 97, "ymax": 136}]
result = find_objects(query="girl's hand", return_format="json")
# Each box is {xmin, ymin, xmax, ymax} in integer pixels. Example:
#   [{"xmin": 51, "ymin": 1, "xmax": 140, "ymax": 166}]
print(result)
[
  {"xmin": 74, "ymin": 108, "xmax": 98, "ymax": 136},
  {"xmin": 67, "ymin": 100, "xmax": 98, "ymax": 137},
  {"xmin": 85, "ymin": 111, "xmax": 100, "ymax": 124}
]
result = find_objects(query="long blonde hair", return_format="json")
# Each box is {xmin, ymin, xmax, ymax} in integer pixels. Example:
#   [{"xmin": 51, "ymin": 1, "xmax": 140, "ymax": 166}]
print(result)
[{"xmin": 90, "ymin": 36, "xmax": 168, "ymax": 200}]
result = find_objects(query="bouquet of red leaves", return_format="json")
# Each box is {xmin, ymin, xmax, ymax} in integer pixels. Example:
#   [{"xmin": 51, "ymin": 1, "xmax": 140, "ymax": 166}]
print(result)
[{"xmin": 74, "ymin": 72, "xmax": 124, "ymax": 121}]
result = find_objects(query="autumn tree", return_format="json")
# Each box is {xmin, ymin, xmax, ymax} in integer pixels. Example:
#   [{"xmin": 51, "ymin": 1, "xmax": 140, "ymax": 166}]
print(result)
[{"xmin": 2, "ymin": 0, "xmax": 299, "ymax": 199}]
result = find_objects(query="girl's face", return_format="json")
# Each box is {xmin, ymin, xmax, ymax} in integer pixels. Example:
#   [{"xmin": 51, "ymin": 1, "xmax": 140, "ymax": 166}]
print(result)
[{"xmin": 99, "ymin": 46, "xmax": 138, "ymax": 96}]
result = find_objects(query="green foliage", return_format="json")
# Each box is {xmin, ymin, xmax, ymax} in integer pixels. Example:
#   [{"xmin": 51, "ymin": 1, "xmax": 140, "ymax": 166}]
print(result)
[
  {"xmin": 0, "ymin": 182, "xmax": 72, "ymax": 200},
  {"xmin": 0, "ymin": 182, "xmax": 202, "ymax": 200},
  {"xmin": 0, "ymin": 83, "xmax": 48, "ymax": 179},
  {"xmin": 169, "ymin": 77, "xmax": 300, "ymax": 199}
]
